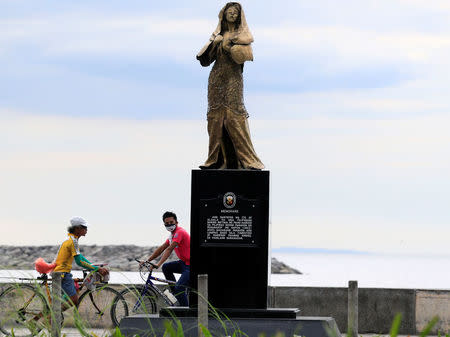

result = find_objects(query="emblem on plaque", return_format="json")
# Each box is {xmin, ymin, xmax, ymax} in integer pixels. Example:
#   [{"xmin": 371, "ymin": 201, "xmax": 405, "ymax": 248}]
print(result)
[{"xmin": 223, "ymin": 192, "xmax": 237, "ymax": 209}]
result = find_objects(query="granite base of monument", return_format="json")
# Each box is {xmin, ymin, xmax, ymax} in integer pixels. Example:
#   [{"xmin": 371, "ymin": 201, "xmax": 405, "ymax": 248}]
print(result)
[
  {"xmin": 119, "ymin": 313, "xmax": 341, "ymax": 337},
  {"xmin": 161, "ymin": 307, "xmax": 299, "ymax": 318},
  {"xmin": 190, "ymin": 169, "xmax": 270, "ymax": 309}
]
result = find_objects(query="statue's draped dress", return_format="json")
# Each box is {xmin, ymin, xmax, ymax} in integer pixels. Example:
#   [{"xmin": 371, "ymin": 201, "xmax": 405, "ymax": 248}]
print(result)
[{"xmin": 197, "ymin": 4, "xmax": 264, "ymax": 170}]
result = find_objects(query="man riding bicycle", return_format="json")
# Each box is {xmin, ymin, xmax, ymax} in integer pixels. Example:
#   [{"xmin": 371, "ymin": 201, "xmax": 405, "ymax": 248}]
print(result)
[
  {"xmin": 54, "ymin": 217, "xmax": 108, "ymax": 306},
  {"xmin": 143, "ymin": 211, "xmax": 190, "ymax": 306}
]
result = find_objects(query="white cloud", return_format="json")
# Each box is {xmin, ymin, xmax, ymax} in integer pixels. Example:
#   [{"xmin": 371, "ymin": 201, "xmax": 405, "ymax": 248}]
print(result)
[
  {"xmin": 1, "ymin": 115, "xmax": 205, "ymax": 169},
  {"xmin": 398, "ymin": 0, "xmax": 450, "ymax": 11},
  {"xmin": 256, "ymin": 25, "xmax": 450, "ymax": 68},
  {"xmin": 259, "ymin": 118, "xmax": 450, "ymax": 171},
  {"xmin": 4, "ymin": 114, "xmax": 449, "ymax": 172},
  {"xmin": 2, "ymin": 1, "xmax": 450, "ymax": 119},
  {"xmin": 247, "ymin": 85, "xmax": 450, "ymax": 120},
  {"xmin": 0, "ymin": 15, "xmax": 215, "ymax": 62},
  {"xmin": 270, "ymin": 214, "xmax": 450, "ymax": 256},
  {"xmin": 2, "ymin": 5, "xmax": 450, "ymax": 69}
]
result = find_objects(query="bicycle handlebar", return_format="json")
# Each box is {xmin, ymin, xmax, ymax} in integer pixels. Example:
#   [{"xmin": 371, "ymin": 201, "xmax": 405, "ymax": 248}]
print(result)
[{"xmin": 134, "ymin": 258, "xmax": 158, "ymax": 269}]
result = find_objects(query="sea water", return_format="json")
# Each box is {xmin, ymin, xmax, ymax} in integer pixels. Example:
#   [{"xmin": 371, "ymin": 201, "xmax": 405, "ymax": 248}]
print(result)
[
  {"xmin": 1, "ymin": 253, "xmax": 449, "ymax": 289},
  {"xmin": 270, "ymin": 252, "xmax": 450, "ymax": 289}
]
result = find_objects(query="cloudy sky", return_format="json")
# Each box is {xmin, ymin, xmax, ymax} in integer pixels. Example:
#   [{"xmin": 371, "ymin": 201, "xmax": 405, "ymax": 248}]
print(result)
[{"xmin": 1, "ymin": 0, "xmax": 450, "ymax": 256}]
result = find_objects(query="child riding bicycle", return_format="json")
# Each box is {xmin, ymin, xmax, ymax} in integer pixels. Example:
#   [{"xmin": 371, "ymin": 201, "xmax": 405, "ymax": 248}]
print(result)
[{"xmin": 53, "ymin": 217, "xmax": 108, "ymax": 307}]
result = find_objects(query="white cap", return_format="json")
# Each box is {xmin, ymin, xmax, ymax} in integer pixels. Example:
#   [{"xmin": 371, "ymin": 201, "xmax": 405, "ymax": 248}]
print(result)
[{"xmin": 70, "ymin": 216, "xmax": 88, "ymax": 227}]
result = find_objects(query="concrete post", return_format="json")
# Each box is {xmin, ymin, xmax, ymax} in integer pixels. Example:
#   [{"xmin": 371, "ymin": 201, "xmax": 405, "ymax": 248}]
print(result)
[
  {"xmin": 51, "ymin": 272, "xmax": 62, "ymax": 337},
  {"xmin": 348, "ymin": 280, "xmax": 358, "ymax": 337},
  {"xmin": 198, "ymin": 274, "xmax": 208, "ymax": 337}
]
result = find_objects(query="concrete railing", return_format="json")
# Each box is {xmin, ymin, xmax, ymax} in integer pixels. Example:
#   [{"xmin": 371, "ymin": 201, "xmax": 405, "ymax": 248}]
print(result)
[
  {"xmin": 269, "ymin": 286, "xmax": 450, "ymax": 334},
  {"xmin": 198, "ymin": 274, "xmax": 208, "ymax": 337},
  {"xmin": 347, "ymin": 281, "xmax": 358, "ymax": 337}
]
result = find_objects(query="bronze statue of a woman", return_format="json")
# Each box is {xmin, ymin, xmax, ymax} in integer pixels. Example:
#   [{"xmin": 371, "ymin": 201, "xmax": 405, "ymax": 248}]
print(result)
[{"xmin": 197, "ymin": 2, "xmax": 264, "ymax": 170}]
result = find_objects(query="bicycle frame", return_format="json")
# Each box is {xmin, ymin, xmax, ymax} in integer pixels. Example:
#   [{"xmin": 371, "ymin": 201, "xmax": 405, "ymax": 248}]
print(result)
[
  {"xmin": 17, "ymin": 269, "xmax": 103, "ymax": 313},
  {"xmin": 132, "ymin": 274, "xmax": 176, "ymax": 312},
  {"xmin": 131, "ymin": 262, "xmax": 177, "ymax": 312},
  {"xmin": 16, "ymin": 274, "xmax": 52, "ymax": 307}
]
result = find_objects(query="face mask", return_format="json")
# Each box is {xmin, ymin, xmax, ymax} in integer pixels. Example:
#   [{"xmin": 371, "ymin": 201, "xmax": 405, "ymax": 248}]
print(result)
[{"xmin": 165, "ymin": 225, "xmax": 176, "ymax": 232}]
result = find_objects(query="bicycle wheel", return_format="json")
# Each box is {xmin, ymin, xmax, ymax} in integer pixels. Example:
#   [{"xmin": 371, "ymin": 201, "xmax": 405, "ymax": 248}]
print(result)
[
  {"xmin": 112, "ymin": 285, "xmax": 159, "ymax": 322},
  {"xmin": 0, "ymin": 284, "xmax": 49, "ymax": 337},
  {"xmin": 76, "ymin": 285, "xmax": 124, "ymax": 330}
]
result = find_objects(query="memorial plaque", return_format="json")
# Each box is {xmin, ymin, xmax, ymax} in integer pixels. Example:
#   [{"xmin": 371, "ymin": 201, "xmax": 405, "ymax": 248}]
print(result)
[
  {"xmin": 190, "ymin": 169, "xmax": 270, "ymax": 309},
  {"xmin": 200, "ymin": 193, "xmax": 260, "ymax": 246}
]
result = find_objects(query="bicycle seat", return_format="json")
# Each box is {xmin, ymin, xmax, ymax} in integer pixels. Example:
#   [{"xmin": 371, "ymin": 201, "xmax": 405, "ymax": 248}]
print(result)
[{"xmin": 37, "ymin": 274, "xmax": 48, "ymax": 281}]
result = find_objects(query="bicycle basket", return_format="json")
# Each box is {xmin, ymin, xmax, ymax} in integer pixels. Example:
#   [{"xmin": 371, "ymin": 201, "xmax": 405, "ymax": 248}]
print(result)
[
  {"xmin": 83, "ymin": 272, "xmax": 100, "ymax": 290},
  {"xmin": 83, "ymin": 269, "xmax": 110, "ymax": 290}
]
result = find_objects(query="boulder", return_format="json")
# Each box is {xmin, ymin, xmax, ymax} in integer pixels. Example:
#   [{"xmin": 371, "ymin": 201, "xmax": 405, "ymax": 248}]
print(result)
[{"xmin": 0, "ymin": 245, "xmax": 301, "ymax": 274}]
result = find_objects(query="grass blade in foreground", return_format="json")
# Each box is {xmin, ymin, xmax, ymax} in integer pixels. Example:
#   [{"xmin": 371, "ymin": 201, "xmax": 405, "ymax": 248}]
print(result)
[
  {"xmin": 199, "ymin": 324, "xmax": 213, "ymax": 337},
  {"xmin": 389, "ymin": 313, "xmax": 402, "ymax": 337},
  {"xmin": 419, "ymin": 316, "xmax": 439, "ymax": 337}
]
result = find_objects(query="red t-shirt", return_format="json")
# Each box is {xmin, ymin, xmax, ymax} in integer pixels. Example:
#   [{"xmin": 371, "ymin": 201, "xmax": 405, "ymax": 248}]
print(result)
[{"xmin": 165, "ymin": 226, "xmax": 190, "ymax": 265}]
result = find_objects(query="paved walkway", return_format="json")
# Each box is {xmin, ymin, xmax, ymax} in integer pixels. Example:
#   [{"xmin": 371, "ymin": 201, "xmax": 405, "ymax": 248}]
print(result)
[
  {"xmin": 61, "ymin": 328, "xmax": 110, "ymax": 337},
  {"xmin": 35, "ymin": 328, "xmax": 111, "ymax": 337},
  {"xmin": 48, "ymin": 329, "xmax": 437, "ymax": 337}
]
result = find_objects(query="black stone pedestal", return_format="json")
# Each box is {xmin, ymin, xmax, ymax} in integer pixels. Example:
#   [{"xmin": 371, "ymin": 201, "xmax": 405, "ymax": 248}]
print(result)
[
  {"xmin": 190, "ymin": 169, "xmax": 270, "ymax": 310},
  {"xmin": 119, "ymin": 314, "xmax": 342, "ymax": 337},
  {"xmin": 160, "ymin": 307, "xmax": 299, "ymax": 319}
]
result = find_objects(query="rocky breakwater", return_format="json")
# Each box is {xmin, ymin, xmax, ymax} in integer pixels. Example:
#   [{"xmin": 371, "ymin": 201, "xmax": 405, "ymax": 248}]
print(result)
[{"xmin": 0, "ymin": 245, "xmax": 301, "ymax": 274}]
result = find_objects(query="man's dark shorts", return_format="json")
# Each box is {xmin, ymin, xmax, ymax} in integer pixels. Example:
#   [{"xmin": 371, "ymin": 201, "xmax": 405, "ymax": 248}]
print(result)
[{"xmin": 61, "ymin": 272, "xmax": 77, "ymax": 297}]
